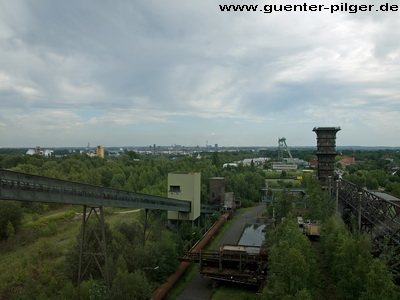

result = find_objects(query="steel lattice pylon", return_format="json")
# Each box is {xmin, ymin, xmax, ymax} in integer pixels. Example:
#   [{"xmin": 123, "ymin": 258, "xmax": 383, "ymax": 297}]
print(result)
[{"xmin": 78, "ymin": 206, "xmax": 110, "ymax": 287}]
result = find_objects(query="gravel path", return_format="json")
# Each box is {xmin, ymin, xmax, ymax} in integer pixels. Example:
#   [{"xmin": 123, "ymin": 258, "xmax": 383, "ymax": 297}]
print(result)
[{"xmin": 176, "ymin": 203, "xmax": 266, "ymax": 300}]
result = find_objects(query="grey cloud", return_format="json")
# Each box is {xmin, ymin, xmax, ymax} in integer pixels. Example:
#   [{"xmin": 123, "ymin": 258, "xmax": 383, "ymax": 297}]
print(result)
[{"xmin": 1, "ymin": 1, "xmax": 400, "ymax": 146}]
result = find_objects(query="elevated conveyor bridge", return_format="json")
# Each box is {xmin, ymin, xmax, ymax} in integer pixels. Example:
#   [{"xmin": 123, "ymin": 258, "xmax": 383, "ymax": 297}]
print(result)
[
  {"xmin": 0, "ymin": 169, "xmax": 192, "ymax": 212},
  {"xmin": 0, "ymin": 169, "xmax": 219, "ymax": 286},
  {"xmin": 337, "ymin": 178, "xmax": 400, "ymax": 245}
]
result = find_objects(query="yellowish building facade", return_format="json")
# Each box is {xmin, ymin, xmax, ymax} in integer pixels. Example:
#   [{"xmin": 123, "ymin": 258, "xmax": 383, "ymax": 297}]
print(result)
[{"xmin": 167, "ymin": 172, "xmax": 201, "ymax": 221}]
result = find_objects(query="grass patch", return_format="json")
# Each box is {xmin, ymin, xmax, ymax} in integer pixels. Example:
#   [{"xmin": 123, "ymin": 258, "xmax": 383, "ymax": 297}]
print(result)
[
  {"xmin": 165, "ymin": 264, "xmax": 200, "ymax": 300},
  {"xmin": 106, "ymin": 208, "xmax": 141, "ymax": 226},
  {"xmin": 211, "ymin": 284, "xmax": 259, "ymax": 300},
  {"xmin": 0, "ymin": 216, "xmax": 80, "ymax": 299}
]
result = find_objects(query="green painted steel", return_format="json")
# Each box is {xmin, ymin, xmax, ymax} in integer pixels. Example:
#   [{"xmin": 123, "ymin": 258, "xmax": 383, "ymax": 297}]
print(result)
[
  {"xmin": 0, "ymin": 169, "xmax": 191, "ymax": 212},
  {"xmin": 201, "ymin": 204, "xmax": 220, "ymax": 214}
]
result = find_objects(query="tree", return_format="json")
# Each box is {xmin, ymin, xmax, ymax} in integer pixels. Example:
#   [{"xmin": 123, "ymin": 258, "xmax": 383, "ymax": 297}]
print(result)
[
  {"xmin": 0, "ymin": 200, "xmax": 23, "ymax": 239},
  {"xmin": 273, "ymin": 191, "xmax": 293, "ymax": 223},
  {"xmin": 263, "ymin": 217, "xmax": 318, "ymax": 299},
  {"xmin": 110, "ymin": 173, "xmax": 126, "ymax": 189},
  {"xmin": 360, "ymin": 260, "xmax": 399, "ymax": 300},
  {"xmin": 125, "ymin": 151, "xmax": 141, "ymax": 160},
  {"xmin": 320, "ymin": 214, "xmax": 400, "ymax": 300},
  {"xmin": 375, "ymin": 235, "xmax": 400, "ymax": 283},
  {"xmin": 302, "ymin": 176, "xmax": 334, "ymax": 221},
  {"xmin": 65, "ymin": 220, "xmax": 114, "ymax": 283},
  {"xmin": 211, "ymin": 151, "xmax": 220, "ymax": 167},
  {"xmin": 334, "ymin": 233, "xmax": 372, "ymax": 299},
  {"xmin": 112, "ymin": 270, "xmax": 151, "ymax": 300}
]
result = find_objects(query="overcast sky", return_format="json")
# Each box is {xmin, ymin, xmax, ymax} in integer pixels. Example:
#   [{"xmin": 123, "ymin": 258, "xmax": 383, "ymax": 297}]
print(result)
[{"xmin": 1, "ymin": 1, "xmax": 399, "ymax": 148}]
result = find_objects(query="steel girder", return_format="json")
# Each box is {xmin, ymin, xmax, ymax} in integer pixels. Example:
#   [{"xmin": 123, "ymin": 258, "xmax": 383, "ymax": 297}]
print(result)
[
  {"xmin": 200, "ymin": 204, "xmax": 220, "ymax": 214},
  {"xmin": 338, "ymin": 179, "xmax": 400, "ymax": 245},
  {"xmin": 0, "ymin": 169, "xmax": 190, "ymax": 212}
]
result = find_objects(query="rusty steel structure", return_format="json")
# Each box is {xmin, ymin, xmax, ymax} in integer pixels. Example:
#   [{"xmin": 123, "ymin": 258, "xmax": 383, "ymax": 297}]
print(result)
[
  {"xmin": 336, "ymin": 178, "xmax": 400, "ymax": 245},
  {"xmin": 183, "ymin": 245, "xmax": 267, "ymax": 286}
]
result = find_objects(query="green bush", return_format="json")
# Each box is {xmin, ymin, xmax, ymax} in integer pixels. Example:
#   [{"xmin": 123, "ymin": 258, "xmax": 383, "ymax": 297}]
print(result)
[
  {"xmin": 320, "ymin": 215, "xmax": 399, "ymax": 299},
  {"xmin": 112, "ymin": 270, "xmax": 151, "ymax": 300},
  {"xmin": 0, "ymin": 200, "xmax": 23, "ymax": 239},
  {"xmin": 263, "ymin": 217, "xmax": 318, "ymax": 299}
]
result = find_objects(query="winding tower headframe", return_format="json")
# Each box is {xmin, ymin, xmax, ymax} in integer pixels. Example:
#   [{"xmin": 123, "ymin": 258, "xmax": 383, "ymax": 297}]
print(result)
[
  {"xmin": 278, "ymin": 137, "xmax": 294, "ymax": 163},
  {"xmin": 313, "ymin": 127, "xmax": 341, "ymax": 185}
]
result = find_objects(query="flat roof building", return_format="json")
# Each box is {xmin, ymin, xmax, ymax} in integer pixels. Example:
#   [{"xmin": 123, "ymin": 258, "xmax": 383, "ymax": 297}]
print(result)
[
  {"xmin": 96, "ymin": 145, "xmax": 105, "ymax": 159},
  {"xmin": 167, "ymin": 172, "xmax": 201, "ymax": 221}
]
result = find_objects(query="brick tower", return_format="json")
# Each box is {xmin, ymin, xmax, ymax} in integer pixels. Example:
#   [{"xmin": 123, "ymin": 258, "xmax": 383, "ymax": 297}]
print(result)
[{"xmin": 313, "ymin": 127, "xmax": 341, "ymax": 185}]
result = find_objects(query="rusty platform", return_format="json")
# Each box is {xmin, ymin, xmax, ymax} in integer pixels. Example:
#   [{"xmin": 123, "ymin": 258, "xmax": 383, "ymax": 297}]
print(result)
[{"xmin": 181, "ymin": 245, "xmax": 268, "ymax": 286}]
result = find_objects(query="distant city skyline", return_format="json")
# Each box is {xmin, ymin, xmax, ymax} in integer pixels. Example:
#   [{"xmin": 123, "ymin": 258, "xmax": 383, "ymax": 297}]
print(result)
[
  {"xmin": 1, "ymin": 2, "xmax": 399, "ymax": 147},
  {"xmin": 14, "ymin": 144, "xmax": 400, "ymax": 151}
]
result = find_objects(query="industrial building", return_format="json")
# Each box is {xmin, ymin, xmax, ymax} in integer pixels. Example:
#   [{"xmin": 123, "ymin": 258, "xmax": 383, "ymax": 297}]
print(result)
[
  {"xmin": 26, "ymin": 147, "xmax": 53, "ymax": 157},
  {"xmin": 313, "ymin": 127, "xmax": 341, "ymax": 184},
  {"xmin": 96, "ymin": 145, "xmax": 105, "ymax": 159},
  {"xmin": 208, "ymin": 177, "xmax": 239, "ymax": 214},
  {"xmin": 271, "ymin": 163, "xmax": 298, "ymax": 171},
  {"xmin": 167, "ymin": 172, "xmax": 201, "ymax": 221},
  {"xmin": 209, "ymin": 177, "xmax": 225, "ymax": 205}
]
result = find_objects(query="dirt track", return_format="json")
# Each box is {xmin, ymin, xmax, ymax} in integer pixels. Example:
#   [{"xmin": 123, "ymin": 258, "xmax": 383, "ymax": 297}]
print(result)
[{"xmin": 176, "ymin": 203, "xmax": 266, "ymax": 300}]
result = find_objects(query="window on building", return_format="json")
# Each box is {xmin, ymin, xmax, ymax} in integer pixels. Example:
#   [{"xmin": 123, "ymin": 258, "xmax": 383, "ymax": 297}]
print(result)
[{"xmin": 169, "ymin": 185, "xmax": 181, "ymax": 193}]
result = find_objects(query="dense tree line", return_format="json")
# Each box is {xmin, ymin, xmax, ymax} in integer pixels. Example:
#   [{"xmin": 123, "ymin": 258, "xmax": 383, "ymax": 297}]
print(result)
[
  {"xmin": 262, "ymin": 216, "xmax": 318, "ymax": 299},
  {"xmin": 301, "ymin": 175, "xmax": 335, "ymax": 222},
  {"xmin": 0, "ymin": 211, "xmax": 181, "ymax": 299},
  {"xmin": 0, "ymin": 151, "xmax": 266, "ymax": 202},
  {"xmin": 263, "ymin": 176, "xmax": 400, "ymax": 299},
  {"xmin": 1, "ymin": 148, "xmax": 399, "ymax": 298},
  {"xmin": 321, "ymin": 216, "xmax": 399, "ymax": 299},
  {"xmin": 339, "ymin": 149, "xmax": 400, "ymax": 194},
  {"xmin": 62, "ymin": 211, "xmax": 180, "ymax": 299},
  {"xmin": 0, "ymin": 200, "xmax": 23, "ymax": 239},
  {"xmin": 344, "ymin": 168, "xmax": 400, "ymax": 195},
  {"xmin": 0, "ymin": 151, "xmax": 267, "ymax": 241},
  {"xmin": 0, "ymin": 151, "xmax": 266, "ymax": 299}
]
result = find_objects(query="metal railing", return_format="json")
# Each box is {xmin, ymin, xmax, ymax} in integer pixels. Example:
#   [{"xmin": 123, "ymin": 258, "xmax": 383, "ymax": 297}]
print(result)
[
  {"xmin": 338, "ymin": 179, "xmax": 400, "ymax": 244},
  {"xmin": 0, "ymin": 169, "xmax": 191, "ymax": 212}
]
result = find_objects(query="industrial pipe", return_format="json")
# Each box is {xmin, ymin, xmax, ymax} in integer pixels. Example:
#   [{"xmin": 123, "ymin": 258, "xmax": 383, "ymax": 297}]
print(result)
[{"xmin": 151, "ymin": 212, "xmax": 230, "ymax": 300}]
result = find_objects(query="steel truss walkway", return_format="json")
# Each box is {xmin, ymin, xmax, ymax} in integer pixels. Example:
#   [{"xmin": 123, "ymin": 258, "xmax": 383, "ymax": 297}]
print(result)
[
  {"xmin": 0, "ymin": 169, "xmax": 219, "ymax": 213},
  {"xmin": 0, "ymin": 169, "xmax": 191, "ymax": 212},
  {"xmin": 337, "ymin": 179, "xmax": 400, "ymax": 245},
  {"xmin": 0, "ymin": 168, "xmax": 219, "ymax": 286}
]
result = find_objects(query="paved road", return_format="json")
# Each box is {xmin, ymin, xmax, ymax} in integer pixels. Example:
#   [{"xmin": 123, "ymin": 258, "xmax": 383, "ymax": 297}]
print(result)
[
  {"xmin": 176, "ymin": 203, "xmax": 266, "ymax": 300},
  {"xmin": 214, "ymin": 204, "xmax": 266, "ymax": 250}
]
